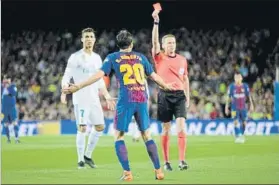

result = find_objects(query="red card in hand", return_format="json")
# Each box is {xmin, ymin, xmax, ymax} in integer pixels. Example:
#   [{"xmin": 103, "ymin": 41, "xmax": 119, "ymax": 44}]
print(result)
[{"xmin": 153, "ymin": 3, "xmax": 162, "ymax": 11}]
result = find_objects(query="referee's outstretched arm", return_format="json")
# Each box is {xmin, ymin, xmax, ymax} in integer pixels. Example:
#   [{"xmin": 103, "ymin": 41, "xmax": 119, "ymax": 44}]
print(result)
[{"xmin": 152, "ymin": 10, "xmax": 161, "ymax": 57}]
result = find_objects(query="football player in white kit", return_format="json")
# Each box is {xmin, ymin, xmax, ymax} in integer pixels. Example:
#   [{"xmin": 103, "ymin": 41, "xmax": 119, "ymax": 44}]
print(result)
[{"xmin": 61, "ymin": 28, "xmax": 115, "ymax": 169}]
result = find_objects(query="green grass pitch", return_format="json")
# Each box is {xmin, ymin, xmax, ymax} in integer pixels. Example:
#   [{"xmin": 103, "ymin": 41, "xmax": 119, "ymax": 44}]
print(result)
[{"xmin": 2, "ymin": 135, "xmax": 279, "ymax": 184}]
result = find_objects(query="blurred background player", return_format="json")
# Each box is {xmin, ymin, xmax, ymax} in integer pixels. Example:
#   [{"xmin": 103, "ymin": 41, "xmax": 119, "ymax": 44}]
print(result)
[
  {"xmin": 225, "ymin": 73, "xmax": 254, "ymax": 143},
  {"xmin": 61, "ymin": 28, "xmax": 114, "ymax": 169},
  {"xmin": 1, "ymin": 75, "xmax": 19, "ymax": 143},
  {"xmin": 151, "ymin": 10, "xmax": 190, "ymax": 171},
  {"xmin": 62, "ymin": 29, "xmax": 179, "ymax": 181}
]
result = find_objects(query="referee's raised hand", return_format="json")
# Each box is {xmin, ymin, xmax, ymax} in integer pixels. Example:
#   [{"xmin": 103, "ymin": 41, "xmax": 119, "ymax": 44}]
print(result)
[{"xmin": 152, "ymin": 10, "xmax": 160, "ymax": 22}]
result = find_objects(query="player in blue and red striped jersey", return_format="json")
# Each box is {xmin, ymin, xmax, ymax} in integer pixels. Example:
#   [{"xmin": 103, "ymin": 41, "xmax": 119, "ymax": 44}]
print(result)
[
  {"xmin": 62, "ymin": 30, "xmax": 178, "ymax": 181},
  {"xmin": 225, "ymin": 73, "xmax": 254, "ymax": 143},
  {"xmin": 1, "ymin": 75, "xmax": 20, "ymax": 143}
]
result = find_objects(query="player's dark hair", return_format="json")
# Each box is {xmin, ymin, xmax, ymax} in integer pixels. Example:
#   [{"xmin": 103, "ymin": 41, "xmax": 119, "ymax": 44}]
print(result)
[
  {"xmin": 234, "ymin": 72, "xmax": 241, "ymax": 76},
  {"xmin": 116, "ymin": 29, "xmax": 133, "ymax": 49},
  {"xmin": 81, "ymin": 27, "xmax": 95, "ymax": 36}
]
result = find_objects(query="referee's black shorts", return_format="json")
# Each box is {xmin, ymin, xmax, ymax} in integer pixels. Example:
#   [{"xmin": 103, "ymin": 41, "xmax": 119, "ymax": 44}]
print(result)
[{"xmin": 157, "ymin": 89, "xmax": 187, "ymax": 122}]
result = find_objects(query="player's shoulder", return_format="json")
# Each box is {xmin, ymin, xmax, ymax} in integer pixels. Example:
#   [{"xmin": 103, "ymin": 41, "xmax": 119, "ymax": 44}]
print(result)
[
  {"xmin": 109, "ymin": 52, "xmax": 121, "ymax": 57},
  {"xmin": 92, "ymin": 52, "xmax": 102, "ymax": 58},
  {"xmin": 68, "ymin": 49, "xmax": 83, "ymax": 60},
  {"xmin": 131, "ymin": 51, "xmax": 147, "ymax": 60},
  {"xmin": 132, "ymin": 51, "xmax": 143, "ymax": 55},
  {"xmin": 103, "ymin": 52, "xmax": 120, "ymax": 64},
  {"xmin": 11, "ymin": 83, "xmax": 17, "ymax": 90},
  {"xmin": 91, "ymin": 52, "xmax": 103, "ymax": 64},
  {"xmin": 104, "ymin": 52, "xmax": 117, "ymax": 61},
  {"xmin": 8, "ymin": 83, "xmax": 17, "ymax": 90},
  {"xmin": 71, "ymin": 49, "xmax": 83, "ymax": 57},
  {"xmin": 229, "ymin": 83, "xmax": 235, "ymax": 88},
  {"xmin": 108, "ymin": 51, "xmax": 143, "ymax": 59},
  {"xmin": 176, "ymin": 53, "xmax": 187, "ymax": 62}
]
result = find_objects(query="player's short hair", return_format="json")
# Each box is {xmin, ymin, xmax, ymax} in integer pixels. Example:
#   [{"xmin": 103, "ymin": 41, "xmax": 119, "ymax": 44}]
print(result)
[
  {"xmin": 116, "ymin": 29, "xmax": 133, "ymax": 49},
  {"xmin": 162, "ymin": 34, "xmax": 176, "ymax": 43},
  {"xmin": 81, "ymin": 27, "xmax": 95, "ymax": 37},
  {"xmin": 234, "ymin": 72, "xmax": 242, "ymax": 76}
]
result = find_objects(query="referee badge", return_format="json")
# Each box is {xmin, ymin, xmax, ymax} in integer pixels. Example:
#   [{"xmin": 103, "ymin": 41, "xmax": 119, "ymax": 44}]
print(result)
[{"xmin": 179, "ymin": 68, "xmax": 185, "ymax": 75}]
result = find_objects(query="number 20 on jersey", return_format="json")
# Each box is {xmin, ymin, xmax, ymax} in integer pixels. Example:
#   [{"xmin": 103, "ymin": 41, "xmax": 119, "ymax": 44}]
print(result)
[{"xmin": 120, "ymin": 64, "xmax": 145, "ymax": 85}]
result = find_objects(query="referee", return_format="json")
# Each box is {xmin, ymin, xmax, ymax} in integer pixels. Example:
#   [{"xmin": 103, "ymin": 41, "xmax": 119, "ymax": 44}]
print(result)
[{"xmin": 151, "ymin": 10, "xmax": 190, "ymax": 171}]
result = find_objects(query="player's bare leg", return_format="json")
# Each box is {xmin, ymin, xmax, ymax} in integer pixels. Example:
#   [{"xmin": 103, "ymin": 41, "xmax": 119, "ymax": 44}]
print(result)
[
  {"xmin": 77, "ymin": 125, "xmax": 87, "ymax": 169},
  {"xmin": 4, "ymin": 123, "xmax": 11, "ymax": 143},
  {"xmin": 141, "ymin": 130, "xmax": 164, "ymax": 180},
  {"xmin": 12, "ymin": 121, "xmax": 20, "ymax": 143},
  {"xmin": 114, "ymin": 130, "xmax": 133, "ymax": 181},
  {"xmin": 176, "ymin": 117, "xmax": 189, "ymax": 170},
  {"xmin": 84, "ymin": 124, "xmax": 104, "ymax": 168},
  {"xmin": 161, "ymin": 122, "xmax": 172, "ymax": 171}
]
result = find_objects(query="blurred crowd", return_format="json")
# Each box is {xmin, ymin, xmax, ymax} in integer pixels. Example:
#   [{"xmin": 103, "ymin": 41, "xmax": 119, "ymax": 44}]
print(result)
[{"xmin": 1, "ymin": 27, "xmax": 277, "ymax": 121}]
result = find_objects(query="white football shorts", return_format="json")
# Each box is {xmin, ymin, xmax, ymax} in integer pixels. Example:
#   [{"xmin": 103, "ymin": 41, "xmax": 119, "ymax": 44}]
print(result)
[{"xmin": 73, "ymin": 103, "xmax": 105, "ymax": 126}]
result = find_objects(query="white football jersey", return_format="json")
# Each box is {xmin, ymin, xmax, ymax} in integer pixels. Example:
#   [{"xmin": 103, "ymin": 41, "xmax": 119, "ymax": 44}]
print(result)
[{"xmin": 61, "ymin": 49, "xmax": 106, "ymax": 105}]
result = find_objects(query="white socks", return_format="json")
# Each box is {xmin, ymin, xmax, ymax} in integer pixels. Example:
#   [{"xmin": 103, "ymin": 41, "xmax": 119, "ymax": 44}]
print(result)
[
  {"xmin": 85, "ymin": 129, "xmax": 103, "ymax": 159},
  {"xmin": 76, "ymin": 131, "xmax": 86, "ymax": 162}
]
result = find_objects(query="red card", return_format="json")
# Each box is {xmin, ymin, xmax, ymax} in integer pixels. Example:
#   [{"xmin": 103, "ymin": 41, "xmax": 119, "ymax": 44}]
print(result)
[{"xmin": 153, "ymin": 3, "xmax": 162, "ymax": 11}]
